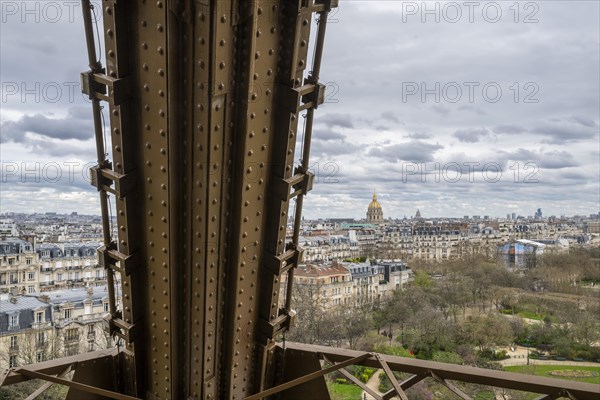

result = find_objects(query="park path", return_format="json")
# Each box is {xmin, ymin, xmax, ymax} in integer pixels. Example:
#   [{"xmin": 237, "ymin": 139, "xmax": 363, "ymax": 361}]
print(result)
[
  {"xmin": 497, "ymin": 345, "xmax": 599, "ymax": 367},
  {"xmin": 361, "ymin": 369, "xmax": 382, "ymax": 400}
]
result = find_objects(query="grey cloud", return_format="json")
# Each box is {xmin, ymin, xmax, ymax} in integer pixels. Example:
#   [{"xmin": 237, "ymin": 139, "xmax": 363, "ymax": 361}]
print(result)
[
  {"xmin": 533, "ymin": 122, "xmax": 597, "ymax": 144},
  {"xmin": 569, "ymin": 116, "xmax": 597, "ymax": 128},
  {"xmin": 311, "ymin": 140, "xmax": 361, "ymax": 157},
  {"xmin": 431, "ymin": 105, "xmax": 450, "ymax": 116},
  {"xmin": 537, "ymin": 151, "xmax": 579, "ymax": 169},
  {"xmin": 458, "ymin": 105, "xmax": 486, "ymax": 115},
  {"xmin": 381, "ymin": 111, "xmax": 399, "ymax": 123},
  {"xmin": 454, "ymin": 128, "xmax": 489, "ymax": 143},
  {"xmin": 314, "ymin": 130, "xmax": 346, "ymax": 141},
  {"xmin": 368, "ymin": 141, "xmax": 443, "ymax": 163},
  {"xmin": 405, "ymin": 132, "xmax": 432, "ymax": 139},
  {"xmin": 1, "ymin": 107, "xmax": 94, "ymax": 143},
  {"xmin": 317, "ymin": 113, "xmax": 354, "ymax": 129},
  {"xmin": 493, "ymin": 125, "xmax": 526, "ymax": 134},
  {"xmin": 499, "ymin": 148, "xmax": 579, "ymax": 169}
]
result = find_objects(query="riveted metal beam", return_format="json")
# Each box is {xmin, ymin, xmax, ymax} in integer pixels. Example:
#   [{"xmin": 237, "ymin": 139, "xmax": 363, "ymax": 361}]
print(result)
[{"xmin": 57, "ymin": 1, "xmax": 336, "ymax": 399}]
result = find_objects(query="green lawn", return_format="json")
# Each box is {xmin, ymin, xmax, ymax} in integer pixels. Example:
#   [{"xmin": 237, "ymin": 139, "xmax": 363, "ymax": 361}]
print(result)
[
  {"xmin": 327, "ymin": 382, "xmax": 363, "ymax": 400},
  {"xmin": 505, "ymin": 365, "xmax": 600, "ymax": 384},
  {"xmin": 474, "ymin": 391, "xmax": 495, "ymax": 400}
]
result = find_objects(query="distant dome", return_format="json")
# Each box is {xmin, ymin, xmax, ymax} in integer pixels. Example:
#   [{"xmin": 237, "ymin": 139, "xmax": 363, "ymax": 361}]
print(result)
[
  {"xmin": 368, "ymin": 193, "xmax": 382, "ymax": 210},
  {"xmin": 366, "ymin": 192, "xmax": 383, "ymax": 223}
]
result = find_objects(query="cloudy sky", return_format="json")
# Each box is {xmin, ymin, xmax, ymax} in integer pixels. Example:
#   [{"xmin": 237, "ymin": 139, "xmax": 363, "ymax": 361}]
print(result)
[{"xmin": 1, "ymin": 1, "xmax": 599, "ymax": 219}]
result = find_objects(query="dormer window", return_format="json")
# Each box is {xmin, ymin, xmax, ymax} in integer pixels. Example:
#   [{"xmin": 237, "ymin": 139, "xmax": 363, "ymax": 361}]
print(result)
[
  {"xmin": 35, "ymin": 311, "xmax": 45, "ymax": 323},
  {"xmin": 8, "ymin": 313, "xmax": 19, "ymax": 329}
]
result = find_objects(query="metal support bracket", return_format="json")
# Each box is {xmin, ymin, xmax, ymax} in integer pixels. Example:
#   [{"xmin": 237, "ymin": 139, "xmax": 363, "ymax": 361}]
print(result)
[
  {"xmin": 265, "ymin": 245, "xmax": 303, "ymax": 276},
  {"xmin": 81, "ymin": 70, "xmax": 129, "ymax": 105},
  {"xmin": 281, "ymin": 82, "xmax": 326, "ymax": 113},
  {"xmin": 274, "ymin": 168, "xmax": 314, "ymax": 201},
  {"xmin": 90, "ymin": 164, "xmax": 136, "ymax": 198},
  {"xmin": 106, "ymin": 315, "xmax": 137, "ymax": 343},
  {"xmin": 98, "ymin": 241, "xmax": 139, "ymax": 275},
  {"xmin": 90, "ymin": 160, "xmax": 113, "ymax": 192}
]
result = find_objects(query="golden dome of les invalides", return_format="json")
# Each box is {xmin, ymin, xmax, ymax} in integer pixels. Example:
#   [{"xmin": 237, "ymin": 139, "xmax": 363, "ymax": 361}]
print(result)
[{"xmin": 366, "ymin": 192, "xmax": 383, "ymax": 223}]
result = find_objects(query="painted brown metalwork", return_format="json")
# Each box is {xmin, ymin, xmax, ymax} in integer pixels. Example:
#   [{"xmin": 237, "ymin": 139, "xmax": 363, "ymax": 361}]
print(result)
[
  {"xmin": 271, "ymin": 342, "xmax": 600, "ymax": 400},
  {"xmin": 2, "ymin": 1, "xmax": 598, "ymax": 400}
]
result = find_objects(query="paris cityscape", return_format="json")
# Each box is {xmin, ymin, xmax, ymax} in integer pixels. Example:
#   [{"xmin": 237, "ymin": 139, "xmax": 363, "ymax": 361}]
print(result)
[
  {"xmin": 1, "ymin": 0, "xmax": 599, "ymax": 399},
  {"xmin": 2, "ymin": 196, "xmax": 599, "ymax": 398}
]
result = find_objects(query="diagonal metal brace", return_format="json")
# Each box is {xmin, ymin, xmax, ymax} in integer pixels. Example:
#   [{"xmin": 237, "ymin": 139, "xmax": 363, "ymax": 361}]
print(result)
[
  {"xmin": 24, "ymin": 364, "xmax": 73, "ymax": 400},
  {"xmin": 244, "ymin": 352, "xmax": 371, "ymax": 400},
  {"xmin": 429, "ymin": 371, "xmax": 472, "ymax": 400},
  {"xmin": 323, "ymin": 355, "xmax": 382, "ymax": 400},
  {"xmin": 14, "ymin": 368, "xmax": 141, "ymax": 400},
  {"xmin": 382, "ymin": 373, "xmax": 428, "ymax": 400},
  {"xmin": 374, "ymin": 353, "xmax": 409, "ymax": 400}
]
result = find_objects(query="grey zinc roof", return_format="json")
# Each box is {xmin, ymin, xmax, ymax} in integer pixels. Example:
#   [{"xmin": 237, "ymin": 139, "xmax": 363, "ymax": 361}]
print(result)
[
  {"xmin": 0, "ymin": 296, "xmax": 48, "ymax": 313},
  {"xmin": 44, "ymin": 287, "xmax": 109, "ymax": 305}
]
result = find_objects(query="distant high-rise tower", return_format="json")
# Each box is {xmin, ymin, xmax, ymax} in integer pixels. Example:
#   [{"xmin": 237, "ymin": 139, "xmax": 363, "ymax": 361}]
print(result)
[
  {"xmin": 535, "ymin": 208, "xmax": 542, "ymax": 219},
  {"xmin": 366, "ymin": 192, "xmax": 383, "ymax": 223}
]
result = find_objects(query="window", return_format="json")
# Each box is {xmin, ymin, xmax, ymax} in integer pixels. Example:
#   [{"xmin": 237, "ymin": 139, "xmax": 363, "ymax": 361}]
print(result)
[
  {"xmin": 9, "ymin": 336, "xmax": 18, "ymax": 349},
  {"xmin": 28, "ymin": 272, "xmax": 35, "ymax": 281},
  {"xmin": 37, "ymin": 332, "xmax": 45, "ymax": 344},
  {"xmin": 65, "ymin": 328, "xmax": 79, "ymax": 342},
  {"xmin": 9, "ymin": 314, "xmax": 19, "ymax": 328},
  {"xmin": 103, "ymin": 302, "xmax": 109, "ymax": 312},
  {"xmin": 35, "ymin": 311, "xmax": 44, "ymax": 323},
  {"xmin": 88, "ymin": 341, "xmax": 95, "ymax": 352},
  {"xmin": 9, "ymin": 355, "xmax": 17, "ymax": 368},
  {"xmin": 36, "ymin": 352, "xmax": 45, "ymax": 362},
  {"xmin": 57, "ymin": 273, "xmax": 63, "ymax": 281},
  {"xmin": 8, "ymin": 258, "xmax": 14, "ymax": 266},
  {"xmin": 28, "ymin": 285, "xmax": 35, "ymax": 294},
  {"xmin": 64, "ymin": 308, "xmax": 73, "ymax": 319}
]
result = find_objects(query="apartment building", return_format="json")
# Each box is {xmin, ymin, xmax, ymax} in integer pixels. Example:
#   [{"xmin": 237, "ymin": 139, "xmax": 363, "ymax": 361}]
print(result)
[
  {"xmin": 0, "ymin": 237, "xmax": 39, "ymax": 295},
  {"xmin": 37, "ymin": 242, "xmax": 107, "ymax": 291},
  {"xmin": 0, "ymin": 286, "xmax": 115, "ymax": 370}
]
